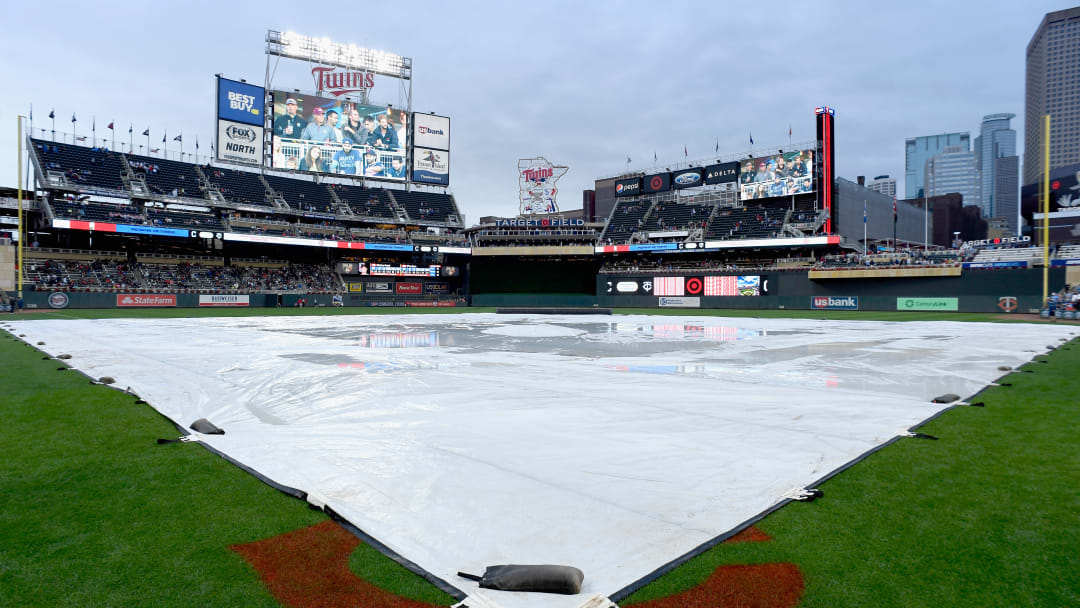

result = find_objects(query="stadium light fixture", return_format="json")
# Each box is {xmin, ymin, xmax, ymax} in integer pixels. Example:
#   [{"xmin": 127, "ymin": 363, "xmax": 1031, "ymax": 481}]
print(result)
[{"xmin": 266, "ymin": 30, "xmax": 412, "ymax": 80}]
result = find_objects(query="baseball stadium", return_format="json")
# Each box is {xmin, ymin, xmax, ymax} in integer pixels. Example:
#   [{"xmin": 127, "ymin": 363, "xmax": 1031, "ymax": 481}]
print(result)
[{"xmin": 2, "ymin": 14, "xmax": 1080, "ymax": 608}]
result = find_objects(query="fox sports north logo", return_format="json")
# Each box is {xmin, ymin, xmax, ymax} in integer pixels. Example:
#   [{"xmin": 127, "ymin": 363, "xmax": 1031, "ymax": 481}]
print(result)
[{"xmin": 226, "ymin": 125, "xmax": 256, "ymax": 142}]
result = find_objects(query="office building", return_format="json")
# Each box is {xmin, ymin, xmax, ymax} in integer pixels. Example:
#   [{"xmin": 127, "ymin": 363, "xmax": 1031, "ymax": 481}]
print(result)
[
  {"xmin": 993, "ymin": 155, "xmax": 1020, "ymax": 235},
  {"xmin": 866, "ymin": 175, "xmax": 896, "ymax": 198},
  {"xmin": 974, "ymin": 113, "xmax": 1018, "ymax": 219},
  {"xmin": 905, "ymin": 133, "xmax": 970, "ymax": 199},
  {"xmin": 925, "ymin": 146, "xmax": 979, "ymax": 206},
  {"xmin": 1024, "ymin": 6, "xmax": 1080, "ymax": 185}
]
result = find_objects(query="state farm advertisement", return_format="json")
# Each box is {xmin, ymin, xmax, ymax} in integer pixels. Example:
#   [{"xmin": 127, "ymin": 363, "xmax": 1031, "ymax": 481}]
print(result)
[
  {"xmin": 116, "ymin": 294, "xmax": 177, "ymax": 307},
  {"xmin": 199, "ymin": 295, "xmax": 250, "ymax": 307},
  {"xmin": 395, "ymin": 282, "xmax": 422, "ymax": 294}
]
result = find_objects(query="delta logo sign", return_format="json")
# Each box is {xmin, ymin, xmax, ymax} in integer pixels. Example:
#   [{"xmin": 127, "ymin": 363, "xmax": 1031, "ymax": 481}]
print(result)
[
  {"xmin": 312, "ymin": 66, "xmax": 375, "ymax": 97},
  {"xmin": 116, "ymin": 294, "xmax": 177, "ymax": 307},
  {"xmin": 812, "ymin": 296, "xmax": 858, "ymax": 310}
]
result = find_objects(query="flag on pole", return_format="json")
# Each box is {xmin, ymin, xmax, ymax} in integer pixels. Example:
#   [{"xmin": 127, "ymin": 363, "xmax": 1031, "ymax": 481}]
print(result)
[
  {"xmin": 893, "ymin": 196, "xmax": 898, "ymax": 223},
  {"xmin": 653, "ymin": 151, "xmax": 657, "ymax": 163},
  {"xmin": 864, "ymin": 200, "xmax": 867, "ymax": 223},
  {"xmin": 684, "ymin": 145, "xmax": 688, "ymax": 158},
  {"xmin": 142, "ymin": 128, "xmax": 149, "ymax": 136},
  {"xmin": 749, "ymin": 132, "xmax": 754, "ymax": 145},
  {"xmin": 626, "ymin": 155, "xmax": 630, "ymax": 165},
  {"xmin": 162, "ymin": 133, "xmax": 166, "ymax": 143},
  {"xmin": 715, "ymin": 140, "xmax": 719, "ymax": 154},
  {"xmin": 789, "ymin": 124, "xmax": 792, "ymax": 139},
  {"xmin": 29, "ymin": 105, "xmax": 32, "ymax": 121},
  {"xmin": 49, "ymin": 109, "xmax": 55, "ymax": 119},
  {"xmin": 129, "ymin": 124, "xmax": 133, "ymax": 134},
  {"xmin": 196, "ymin": 137, "xmax": 200, "ymax": 151},
  {"xmin": 107, "ymin": 122, "xmax": 114, "ymax": 130},
  {"xmin": 174, "ymin": 134, "xmax": 182, "ymax": 142},
  {"xmin": 150, "ymin": 148, "xmax": 160, "ymax": 154},
  {"xmin": 71, "ymin": 113, "xmax": 77, "ymax": 124}
]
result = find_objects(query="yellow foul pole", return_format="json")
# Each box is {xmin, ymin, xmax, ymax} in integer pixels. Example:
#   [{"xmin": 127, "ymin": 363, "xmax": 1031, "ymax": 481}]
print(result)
[
  {"xmin": 17, "ymin": 115, "xmax": 24, "ymax": 299},
  {"xmin": 1042, "ymin": 114, "xmax": 1050, "ymax": 307}
]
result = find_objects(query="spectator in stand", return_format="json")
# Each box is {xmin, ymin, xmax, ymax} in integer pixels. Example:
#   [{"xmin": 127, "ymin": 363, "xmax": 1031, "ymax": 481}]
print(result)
[
  {"xmin": 332, "ymin": 139, "xmax": 362, "ymax": 175},
  {"xmin": 300, "ymin": 146, "xmax": 328, "ymax": 173},
  {"xmin": 301, "ymin": 108, "xmax": 339, "ymax": 143},
  {"xmin": 363, "ymin": 149, "xmax": 384, "ymax": 177},
  {"xmin": 368, "ymin": 113, "xmax": 399, "ymax": 150},
  {"xmin": 388, "ymin": 157, "xmax": 406, "ymax": 179},
  {"xmin": 341, "ymin": 108, "xmax": 370, "ymax": 146},
  {"xmin": 324, "ymin": 108, "xmax": 342, "ymax": 141},
  {"xmin": 274, "ymin": 98, "xmax": 306, "ymax": 138}
]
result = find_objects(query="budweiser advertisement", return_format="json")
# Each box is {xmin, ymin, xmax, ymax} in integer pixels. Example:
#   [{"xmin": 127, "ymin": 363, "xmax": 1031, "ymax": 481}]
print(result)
[
  {"xmin": 199, "ymin": 295, "xmax": 250, "ymax": 307},
  {"xmin": 117, "ymin": 294, "xmax": 177, "ymax": 307},
  {"xmin": 270, "ymin": 90, "xmax": 407, "ymax": 181}
]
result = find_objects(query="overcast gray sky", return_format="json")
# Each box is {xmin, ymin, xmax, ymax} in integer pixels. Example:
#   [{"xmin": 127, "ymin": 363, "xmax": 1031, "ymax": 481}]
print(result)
[{"xmin": 0, "ymin": 1, "xmax": 1067, "ymax": 221}]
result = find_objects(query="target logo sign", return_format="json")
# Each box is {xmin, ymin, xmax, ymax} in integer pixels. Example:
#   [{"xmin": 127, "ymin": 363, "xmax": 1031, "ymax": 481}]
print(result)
[
  {"xmin": 686, "ymin": 277, "xmax": 703, "ymax": 295},
  {"xmin": 650, "ymin": 176, "xmax": 663, "ymax": 190}
]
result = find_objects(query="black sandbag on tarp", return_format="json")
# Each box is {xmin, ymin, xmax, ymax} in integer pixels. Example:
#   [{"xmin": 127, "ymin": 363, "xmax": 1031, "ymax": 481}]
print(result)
[{"xmin": 458, "ymin": 564, "xmax": 584, "ymax": 595}]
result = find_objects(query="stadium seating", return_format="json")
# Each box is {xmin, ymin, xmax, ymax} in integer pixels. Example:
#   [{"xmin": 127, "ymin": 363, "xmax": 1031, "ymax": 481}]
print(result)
[
  {"xmin": 50, "ymin": 199, "xmax": 146, "ymax": 224},
  {"xmin": 264, "ymin": 175, "xmax": 335, "ymax": 213},
  {"xmin": 971, "ymin": 247, "xmax": 1044, "ymax": 265},
  {"xmin": 331, "ymin": 183, "xmax": 397, "ymax": 218},
  {"xmin": 1054, "ymin": 243, "xmax": 1080, "ymax": 259},
  {"xmin": 601, "ymin": 201, "xmax": 651, "ymax": 243},
  {"xmin": 145, "ymin": 208, "xmax": 223, "ymax": 230},
  {"xmin": 705, "ymin": 207, "xmax": 781, "ymax": 240},
  {"xmin": 25, "ymin": 258, "xmax": 138, "ymax": 290},
  {"xmin": 127, "ymin": 154, "xmax": 203, "ymax": 198},
  {"xmin": 639, "ymin": 202, "xmax": 711, "ymax": 232},
  {"xmin": 205, "ymin": 168, "xmax": 270, "ymax": 206},
  {"xmin": 393, "ymin": 190, "xmax": 459, "ymax": 223},
  {"xmin": 32, "ymin": 140, "xmax": 126, "ymax": 191}
]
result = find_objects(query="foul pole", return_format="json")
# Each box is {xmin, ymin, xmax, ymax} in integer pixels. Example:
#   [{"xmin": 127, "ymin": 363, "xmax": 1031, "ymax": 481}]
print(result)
[
  {"xmin": 1042, "ymin": 114, "xmax": 1050, "ymax": 306},
  {"xmin": 17, "ymin": 115, "xmax": 24, "ymax": 299}
]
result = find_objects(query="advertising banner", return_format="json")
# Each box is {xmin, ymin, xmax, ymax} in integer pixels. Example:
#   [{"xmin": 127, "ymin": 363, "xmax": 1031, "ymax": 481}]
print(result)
[
  {"xmin": 739, "ymin": 149, "xmax": 814, "ymax": 200},
  {"xmin": 216, "ymin": 119, "xmax": 263, "ymax": 166},
  {"xmin": 269, "ymin": 90, "xmax": 406, "ymax": 180},
  {"xmin": 653, "ymin": 276, "xmax": 685, "ymax": 296},
  {"xmin": 406, "ymin": 301, "xmax": 457, "ymax": 307},
  {"xmin": 643, "ymin": 173, "xmax": 672, "ymax": 194},
  {"xmin": 811, "ymin": 295, "xmax": 859, "ymax": 310},
  {"xmin": 395, "ymin": 282, "xmax": 422, "ymax": 294},
  {"xmin": 962, "ymin": 261, "xmax": 1028, "ymax": 269},
  {"xmin": 348, "ymin": 283, "xmax": 364, "ymax": 292},
  {"xmin": 366, "ymin": 281, "xmax": 393, "ymax": 293},
  {"xmin": 424, "ymin": 282, "xmax": 450, "ymax": 294},
  {"xmin": 672, "ymin": 168, "xmax": 704, "ymax": 190},
  {"xmin": 897, "ymin": 297, "xmax": 958, "ymax": 311},
  {"xmin": 658, "ymin": 296, "xmax": 700, "ymax": 308},
  {"xmin": 217, "ymin": 77, "xmax": 264, "ymax": 126},
  {"xmin": 199, "ymin": 294, "xmax": 250, "ymax": 307},
  {"xmin": 647, "ymin": 275, "xmax": 768, "ymax": 297},
  {"xmin": 614, "ymin": 177, "xmax": 642, "ymax": 198},
  {"xmin": 413, "ymin": 147, "xmax": 450, "ymax": 186},
  {"xmin": 704, "ymin": 161, "xmax": 740, "ymax": 185},
  {"xmin": 116, "ymin": 294, "xmax": 176, "ymax": 307},
  {"xmin": 412, "ymin": 114, "xmax": 450, "ymax": 150}
]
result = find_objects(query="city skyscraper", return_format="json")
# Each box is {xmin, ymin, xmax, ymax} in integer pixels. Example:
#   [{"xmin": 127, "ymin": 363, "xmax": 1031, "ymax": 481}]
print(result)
[
  {"xmin": 905, "ymin": 133, "xmax": 970, "ymax": 199},
  {"xmin": 866, "ymin": 175, "xmax": 896, "ymax": 198},
  {"xmin": 974, "ymin": 113, "xmax": 1018, "ymax": 221},
  {"xmin": 925, "ymin": 145, "xmax": 979, "ymax": 206},
  {"xmin": 1024, "ymin": 6, "xmax": 1080, "ymax": 185}
]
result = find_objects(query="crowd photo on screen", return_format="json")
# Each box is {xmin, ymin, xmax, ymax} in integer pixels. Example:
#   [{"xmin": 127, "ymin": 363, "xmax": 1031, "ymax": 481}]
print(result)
[
  {"xmin": 738, "ymin": 150, "xmax": 814, "ymax": 200},
  {"xmin": 271, "ymin": 91, "xmax": 408, "ymax": 180}
]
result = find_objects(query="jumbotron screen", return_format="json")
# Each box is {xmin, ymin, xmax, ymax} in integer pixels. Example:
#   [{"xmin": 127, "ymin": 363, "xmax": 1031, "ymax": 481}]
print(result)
[
  {"xmin": 270, "ymin": 91, "xmax": 407, "ymax": 181},
  {"xmin": 738, "ymin": 150, "xmax": 814, "ymax": 200}
]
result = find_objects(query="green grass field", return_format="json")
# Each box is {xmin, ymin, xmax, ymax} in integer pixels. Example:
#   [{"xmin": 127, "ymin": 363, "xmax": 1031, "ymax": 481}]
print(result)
[{"xmin": 1, "ymin": 308, "xmax": 1077, "ymax": 607}]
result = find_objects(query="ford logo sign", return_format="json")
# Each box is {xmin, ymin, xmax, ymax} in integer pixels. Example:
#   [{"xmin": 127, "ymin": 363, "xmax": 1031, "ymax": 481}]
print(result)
[
  {"xmin": 226, "ymin": 125, "xmax": 256, "ymax": 142},
  {"xmin": 675, "ymin": 172, "xmax": 701, "ymax": 185}
]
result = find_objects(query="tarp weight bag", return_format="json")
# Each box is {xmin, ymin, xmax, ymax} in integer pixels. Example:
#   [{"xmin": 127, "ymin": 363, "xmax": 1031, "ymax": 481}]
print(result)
[{"xmin": 458, "ymin": 565, "xmax": 584, "ymax": 595}]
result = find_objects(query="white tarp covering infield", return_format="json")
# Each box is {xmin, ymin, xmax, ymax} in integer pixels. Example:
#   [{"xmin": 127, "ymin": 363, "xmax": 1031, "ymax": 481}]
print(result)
[{"xmin": 11, "ymin": 314, "xmax": 1077, "ymax": 608}]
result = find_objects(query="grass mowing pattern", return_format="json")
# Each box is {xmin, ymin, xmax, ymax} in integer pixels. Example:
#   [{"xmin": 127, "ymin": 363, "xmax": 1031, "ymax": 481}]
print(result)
[
  {"xmin": 623, "ymin": 338, "xmax": 1080, "ymax": 607},
  {"xmin": 0, "ymin": 331, "xmax": 455, "ymax": 607}
]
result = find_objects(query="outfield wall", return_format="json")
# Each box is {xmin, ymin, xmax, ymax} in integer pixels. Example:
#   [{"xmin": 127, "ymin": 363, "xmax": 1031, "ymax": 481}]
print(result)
[
  {"xmin": 12, "ymin": 291, "xmax": 462, "ymax": 310},
  {"xmin": 596, "ymin": 268, "xmax": 1066, "ymax": 313}
]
